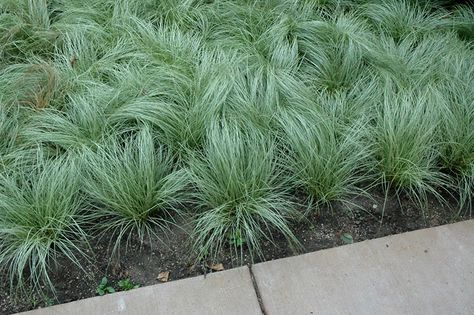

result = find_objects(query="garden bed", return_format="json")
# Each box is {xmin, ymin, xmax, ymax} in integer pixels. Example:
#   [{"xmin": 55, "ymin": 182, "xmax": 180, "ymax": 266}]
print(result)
[
  {"xmin": 1, "ymin": 189, "xmax": 469, "ymax": 314},
  {"xmin": 0, "ymin": 1, "xmax": 473, "ymax": 314}
]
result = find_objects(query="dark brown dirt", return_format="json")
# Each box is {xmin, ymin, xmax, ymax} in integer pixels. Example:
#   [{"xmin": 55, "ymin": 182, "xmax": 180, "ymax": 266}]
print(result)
[{"xmin": 0, "ymin": 189, "xmax": 470, "ymax": 315}]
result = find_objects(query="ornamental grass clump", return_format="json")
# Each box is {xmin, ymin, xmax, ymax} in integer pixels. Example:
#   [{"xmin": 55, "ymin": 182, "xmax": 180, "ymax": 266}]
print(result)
[
  {"xmin": 82, "ymin": 127, "xmax": 188, "ymax": 255},
  {"xmin": 437, "ymin": 45, "xmax": 474, "ymax": 214},
  {"xmin": 370, "ymin": 88, "xmax": 449, "ymax": 209},
  {"xmin": 279, "ymin": 108, "xmax": 371, "ymax": 208},
  {"xmin": 0, "ymin": 156, "xmax": 88, "ymax": 294},
  {"xmin": 190, "ymin": 122, "xmax": 300, "ymax": 261}
]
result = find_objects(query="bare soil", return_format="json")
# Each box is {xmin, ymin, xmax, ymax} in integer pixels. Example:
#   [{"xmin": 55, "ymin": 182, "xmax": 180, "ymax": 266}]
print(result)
[{"xmin": 0, "ymin": 188, "xmax": 470, "ymax": 315}]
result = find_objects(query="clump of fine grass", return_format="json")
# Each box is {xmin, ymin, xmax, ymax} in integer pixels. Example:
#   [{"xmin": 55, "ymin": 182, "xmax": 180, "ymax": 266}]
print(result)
[
  {"xmin": 111, "ymin": 49, "xmax": 235, "ymax": 159},
  {"xmin": 450, "ymin": 4, "xmax": 474, "ymax": 40},
  {"xmin": 20, "ymin": 80, "xmax": 136, "ymax": 153},
  {"xmin": 82, "ymin": 126, "xmax": 188, "ymax": 256},
  {"xmin": 0, "ymin": 61, "xmax": 61, "ymax": 109},
  {"xmin": 21, "ymin": 94, "xmax": 111, "ymax": 152},
  {"xmin": 370, "ymin": 88, "xmax": 449, "ymax": 210},
  {"xmin": 437, "ymin": 45, "xmax": 474, "ymax": 214},
  {"xmin": 361, "ymin": 0, "xmax": 448, "ymax": 42},
  {"xmin": 279, "ymin": 108, "xmax": 371, "ymax": 209},
  {"xmin": 297, "ymin": 11, "xmax": 373, "ymax": 93},
  {"xmin": 0, "ymin": 155, "xmax": 88, "ymax": 295},
  {"xmin": 0, "ymin": 0, "xmax": 58, "ymax": 63},
  {"xmin": 190, "ymin": 122, "xmax": 300, "ymax": 261}
]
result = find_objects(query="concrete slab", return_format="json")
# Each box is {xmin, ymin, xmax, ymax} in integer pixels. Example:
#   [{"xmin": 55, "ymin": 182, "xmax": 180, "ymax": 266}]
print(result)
[
  {"xmin": 252, "ymin": 220, "xmax": 474, "ymax": 315},
  {"xmin": 20, "ymin": 266, "xmax": 262, "ymax": 315}
]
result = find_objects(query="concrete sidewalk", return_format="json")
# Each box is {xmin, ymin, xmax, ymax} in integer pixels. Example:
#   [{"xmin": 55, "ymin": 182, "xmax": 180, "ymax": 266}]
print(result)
[
  {"xmin": 20, "ymin": 266, "xmax": 262, "ymax": 315},
  {"xmin": 253, "ymin": 220, "xmax": 474, "ymax": 315},
  {"xmin": 20, "ymin": 220, "xmax": 474, "ymax": 315}
]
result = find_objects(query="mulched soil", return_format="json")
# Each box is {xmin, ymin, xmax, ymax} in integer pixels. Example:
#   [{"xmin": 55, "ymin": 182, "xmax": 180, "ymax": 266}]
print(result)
[{"xmin": 0, "ymin": 188, "xmax": 470, "ymax": 314}]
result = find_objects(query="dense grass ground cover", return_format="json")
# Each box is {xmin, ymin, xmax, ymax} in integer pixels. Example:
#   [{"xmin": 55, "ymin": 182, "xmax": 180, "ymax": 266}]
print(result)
[{"xmin": 0, "ymin": 0, "xmax": 473, "ymax": 296}]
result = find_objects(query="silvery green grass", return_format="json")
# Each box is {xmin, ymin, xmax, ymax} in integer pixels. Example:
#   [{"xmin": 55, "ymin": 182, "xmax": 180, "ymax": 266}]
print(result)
[{"xmin": 0, "ymin": 0, "xmax": 473, "ymax": 296}]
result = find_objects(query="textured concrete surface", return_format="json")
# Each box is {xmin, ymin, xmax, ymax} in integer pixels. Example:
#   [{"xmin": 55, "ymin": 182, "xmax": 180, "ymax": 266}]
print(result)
[
  {"xmin": 252, "ymin": 220, "xmax": 474, "ymax": 315},
  {"xmin": 20, "ymin": 266, "xmax": 262, "ymax": 315}
]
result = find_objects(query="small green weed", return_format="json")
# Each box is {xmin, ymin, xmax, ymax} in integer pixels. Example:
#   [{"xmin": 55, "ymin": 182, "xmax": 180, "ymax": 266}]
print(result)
[
  {"xmin": 228, "ymin": 230, "xmax": 245, "ymax": 247},
  {"xmin": 96, "ymin": 277, "xmax": 115, "ymax": 296},
  {"xmin": 118, "ymin": 279, "xmax": 140, "ymax": 291}
]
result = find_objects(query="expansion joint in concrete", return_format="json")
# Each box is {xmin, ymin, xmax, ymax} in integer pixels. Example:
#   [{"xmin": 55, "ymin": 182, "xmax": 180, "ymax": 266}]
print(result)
[{"xmin": 248, "ymin": 264, "xmax": 267, "ymax": 315}]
